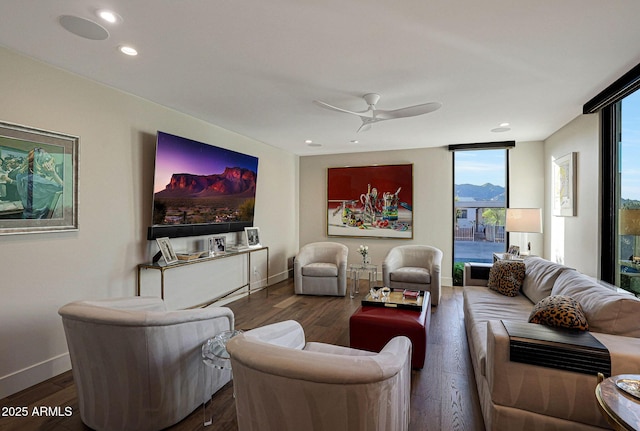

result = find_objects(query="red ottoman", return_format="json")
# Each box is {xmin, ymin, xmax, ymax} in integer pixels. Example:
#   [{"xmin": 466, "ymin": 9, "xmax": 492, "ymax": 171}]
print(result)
[{"xmin": 349, "ymin": 292, "xmax": 430, "ymax": 369}]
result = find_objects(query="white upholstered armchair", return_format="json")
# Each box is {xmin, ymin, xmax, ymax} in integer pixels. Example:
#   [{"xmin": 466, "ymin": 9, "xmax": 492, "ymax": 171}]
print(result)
[
  {"xmin": 58, "ymin": 297, "xmax": 234, "ymax": 431},
  {"xmin": 294, "ymin": 241, "xmax": 348, "ymax": 296},
  {"xmin": 226, "ymin": 320, "xmax": 412, "ymax": 431},
  {"xmin": 382, "ymin": 245, "xmax": 443, "ymax": 305}
]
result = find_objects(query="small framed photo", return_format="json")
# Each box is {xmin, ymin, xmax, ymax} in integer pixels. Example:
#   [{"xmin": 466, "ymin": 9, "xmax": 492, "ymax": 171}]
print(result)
[
  {"xmin": 156, "ymin": 237, "xmax": 178, "ymax": 264},
  {"xmin": 507, "ymin": 245, "xmax": 520, "ymax": 256},
  {"xmin": 209, "ymin": 235, "xmax": 226, "ymax": 254},
  {"xmin": 244, "ymin": 227, "xmax": 261, "ymax": 248}
]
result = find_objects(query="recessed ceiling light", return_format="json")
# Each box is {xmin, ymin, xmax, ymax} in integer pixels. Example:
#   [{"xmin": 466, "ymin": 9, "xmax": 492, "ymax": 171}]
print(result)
[
  {"xmin": 97, "ymin": 9, "xmax": 121, "ymax": 24},
  {"xmin": 499, "ymin": 122, "xmax": 510, "ymax": 128},
  {"xmin": 350, "ymin": 140, "xmax": 359, "ymax": 144},
  {"xmin": 491, "ymin": 127, "xmax": 511, "ymax": 133},
  {"xmin": 118, "ymin": 45, "xmax": 138, "ymax": 56},
  {"xmin": 304, "ymin": 139, "xmax": 313, "ymax": 144}
]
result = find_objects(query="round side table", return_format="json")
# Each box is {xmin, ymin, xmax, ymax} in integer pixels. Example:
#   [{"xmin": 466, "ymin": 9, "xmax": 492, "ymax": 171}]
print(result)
[
  {"xmin": 595, "ymin": 374, "xmax": 640, "ymax": 431},
  {"xmin": 202, "ymin": 330, "xmax": 243, "ymax": 426},
  {"xmin": 349, "ymin": 263, "xmax": 378, "ymax": 298}
]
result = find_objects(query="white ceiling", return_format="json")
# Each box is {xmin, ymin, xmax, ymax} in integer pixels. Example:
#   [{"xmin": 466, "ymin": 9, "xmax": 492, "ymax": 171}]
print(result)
[{"xmin": 1, "ymin": 1, "xmax": 640, "ymax": 155}]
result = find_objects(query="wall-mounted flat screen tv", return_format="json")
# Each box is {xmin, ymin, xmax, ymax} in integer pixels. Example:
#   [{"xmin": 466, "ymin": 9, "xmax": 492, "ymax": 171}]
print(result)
[{"xmin": 147, "ymin": 131, "xmax": 259, "ymax": 240}]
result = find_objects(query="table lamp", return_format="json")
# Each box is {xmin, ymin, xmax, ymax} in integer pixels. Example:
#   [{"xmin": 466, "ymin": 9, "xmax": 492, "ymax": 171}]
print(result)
[
  {"xmin": 506, "ymin": 208, "xmax": 542, "ymax": 255},
  {"xmin": 619, "ymin": 208, "xmax": 640, "ymax": 264}
]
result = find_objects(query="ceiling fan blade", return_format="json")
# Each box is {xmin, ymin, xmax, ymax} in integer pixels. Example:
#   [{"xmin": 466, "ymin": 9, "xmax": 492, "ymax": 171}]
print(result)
[
  {"xmin": 375, "ymin": 102, "xmax": 442, "ymax": 120},
  {"xmin": 313, "ymin": 100, "xmax": 370, "ymax": 117},
  {"xmin": 357, "ymin": 122, "xmax": 372, "ymax": 133},
  {"xmin": 356, "ymin": 117, "xmax": 377, "ymax": 133}
]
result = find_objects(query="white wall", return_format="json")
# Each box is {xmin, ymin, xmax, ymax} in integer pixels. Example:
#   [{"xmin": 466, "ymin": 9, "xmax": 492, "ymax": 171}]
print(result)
[
  {"xmin": 299, "ymin": 142, "xmax": 545, "ymax": 285},
  {"xmin": 544, "ymin": 114, "xmax": 600, "ymax": 276},
  {"xmin": 0, "ymin": 47, "xmax": 299, "ymax": 398},
  {"xmin": 509, "ymin": 141, "xmax": 545, "ymax": 256},
  {"xmin": 300, "ymin": 148, "xmax": 453, "ymax": 283}
]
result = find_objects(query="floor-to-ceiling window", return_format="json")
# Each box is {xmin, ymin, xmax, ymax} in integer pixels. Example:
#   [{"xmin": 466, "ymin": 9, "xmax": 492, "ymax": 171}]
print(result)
[
  {"xmin": 451, "ymin": 146, "xmax": 509, "ymax": 283},
  {"xmin": 616, "ymin": 90, "xmax": 640, "ymax": 293},
  {"xmin": 587, "ymin": 62, "xmax": 640, "ymax": 295}
]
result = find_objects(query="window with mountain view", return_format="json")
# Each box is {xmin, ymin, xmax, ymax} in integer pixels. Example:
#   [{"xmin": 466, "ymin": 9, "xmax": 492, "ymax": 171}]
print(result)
[{"xmin": 453, "ymin": 149, "xmax": 507, "ymax": 282}]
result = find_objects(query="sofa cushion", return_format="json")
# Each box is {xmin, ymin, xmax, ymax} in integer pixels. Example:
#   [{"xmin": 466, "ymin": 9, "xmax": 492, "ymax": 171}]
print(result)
[
  {"xmin": 522, "ymin": 257, "xmax": 571, "ymax": 304},
  {"xmin": 487, "ymin": 260, "xmax": 525, "ymax": 296},
  {"xmin": 462, "ymin": 286, "xmax": 533, "ymax": 378},
  {"xmin": 552, "ymin": 270, "xmax": 640, "ymax": 337},
  {"xmin": 390, "ymin": 267, "xmax": 431, "ymax": 284},
  {"xmin": 302, "ymin": 262, "xmax": 337, "ymax": 277},
  {"xmin": 528, "ymin": 295, "xmax": 589, "ymax": 330}
]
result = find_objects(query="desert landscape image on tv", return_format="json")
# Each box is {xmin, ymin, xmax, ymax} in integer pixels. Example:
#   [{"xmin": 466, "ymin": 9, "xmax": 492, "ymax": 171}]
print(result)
[{"xmin": 152, "ymin": 132, "xmax": 258, "ymax": 226}]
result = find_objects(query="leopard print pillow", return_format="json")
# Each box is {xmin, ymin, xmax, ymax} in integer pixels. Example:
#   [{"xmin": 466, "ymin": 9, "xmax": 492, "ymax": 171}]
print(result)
[
  {"xmin": 487, "ymin": 260, "xmax": 525, "ymax": 296},
  {"xmin": 528, "ymin": 295, "xmax": 589, "ymax": 331}
]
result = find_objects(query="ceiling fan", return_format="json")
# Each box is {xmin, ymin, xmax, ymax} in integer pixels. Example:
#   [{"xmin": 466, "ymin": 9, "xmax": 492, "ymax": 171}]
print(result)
[{"xmin": 313, "ymin": 93, "xmax": 442, "ymax": 132}]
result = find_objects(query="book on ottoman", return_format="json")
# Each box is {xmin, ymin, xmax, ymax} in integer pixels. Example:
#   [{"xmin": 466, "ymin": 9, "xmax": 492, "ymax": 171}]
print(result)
[{"xmin": 403, "ymin": 289, "xmax": 420, "ymax": 299}]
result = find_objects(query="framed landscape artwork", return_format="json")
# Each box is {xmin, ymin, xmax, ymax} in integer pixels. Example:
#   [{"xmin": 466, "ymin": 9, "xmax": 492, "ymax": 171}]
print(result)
[
  {"xmin": 0, "ymin": 121, "xmax": 78, "ymax": 235},
  {"xmin": 327, "ymin": 164, "xmax": 413, "ymax": 239},
  {"xmin": 553, "ymin": 152, "xmax": 577, "ymax": 216}
]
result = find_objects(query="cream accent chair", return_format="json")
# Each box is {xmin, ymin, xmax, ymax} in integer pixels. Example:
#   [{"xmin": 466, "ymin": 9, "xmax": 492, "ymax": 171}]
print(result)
[
  {"xmin": 294, "ymin": 241, "xmax": 348, "ymax": 296},
  {"xmin": 58, "ymin": 297, "xmax": 234, "ymax": 431},
  {"xmin": 382, "ymin": 245, "xmax": 443, "ymax": 305},
  {"xmin": 226, "ymin": 320, "xmax": 412, "ymax": 431}
]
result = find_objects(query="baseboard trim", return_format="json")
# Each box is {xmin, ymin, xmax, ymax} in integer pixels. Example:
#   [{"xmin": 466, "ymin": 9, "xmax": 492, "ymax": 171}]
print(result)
[{"xmin": 0, "ymin": 353, "xmax": 71, "ymax": 399}]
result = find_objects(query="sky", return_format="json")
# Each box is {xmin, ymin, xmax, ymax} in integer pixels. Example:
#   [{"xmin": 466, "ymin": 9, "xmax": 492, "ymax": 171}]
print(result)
[
  {"xmin": 454, "ymin": 149, "xmax": 506, "ymax": 187},
  {"xmin": 153, "ymin": 132, "xmax": 258, "ymax": 193},
  {"xmin": 621, "ymin": 90, "xmax": 640, "ymax": 201}
]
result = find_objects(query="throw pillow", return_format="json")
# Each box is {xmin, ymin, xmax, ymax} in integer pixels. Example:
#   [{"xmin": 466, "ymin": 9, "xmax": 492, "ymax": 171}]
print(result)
[
  {"xmin": 487, "ymin": 260, "xmax": 525, "ymax": 297},
  {"xmin": 528, "ymin": 295, "xmax": 589, "ymax": 331}
]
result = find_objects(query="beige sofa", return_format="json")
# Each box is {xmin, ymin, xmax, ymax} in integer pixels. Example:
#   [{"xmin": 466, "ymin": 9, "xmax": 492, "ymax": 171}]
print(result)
[{"xmin": 463, "ymin": 257, "xmax": 640, "ymax": 431}]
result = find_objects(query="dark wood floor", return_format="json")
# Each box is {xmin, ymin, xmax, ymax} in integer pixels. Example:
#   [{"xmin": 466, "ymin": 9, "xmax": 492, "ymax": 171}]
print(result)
[{"xmin": 0, "ymin": 279, "xmax": 485, "ymax": 431}]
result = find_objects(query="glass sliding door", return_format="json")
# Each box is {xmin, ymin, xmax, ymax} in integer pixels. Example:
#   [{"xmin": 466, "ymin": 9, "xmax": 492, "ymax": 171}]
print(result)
[{"xmin": 453, "ymin": 149, "xmax": 507, "ymax": 271}]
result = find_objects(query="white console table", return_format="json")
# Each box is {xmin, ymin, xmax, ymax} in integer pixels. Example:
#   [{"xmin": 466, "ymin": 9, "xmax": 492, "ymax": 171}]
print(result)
[{"xmin": 137, "ymin": 246, "xmax": 269, "ymax": 308}]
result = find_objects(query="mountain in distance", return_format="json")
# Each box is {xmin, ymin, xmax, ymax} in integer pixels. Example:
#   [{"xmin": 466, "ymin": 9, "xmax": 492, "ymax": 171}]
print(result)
[
  {"xmin": 455, "ymin": 183, "xmax": 505, "ymax": 201},
  {"xmin": 155, "ymin": 167, "xmax": 257, "ymax": 198}
]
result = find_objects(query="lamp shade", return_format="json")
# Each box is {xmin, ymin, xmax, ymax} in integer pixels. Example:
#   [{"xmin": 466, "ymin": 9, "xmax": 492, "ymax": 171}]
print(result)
[
  {"xmin": 619, "ymin": 208, "xmax": 640, "ymax": 235},
  {"xmin": 506, "ymin": 208, "xmax": 542, "ymax": 233}
]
